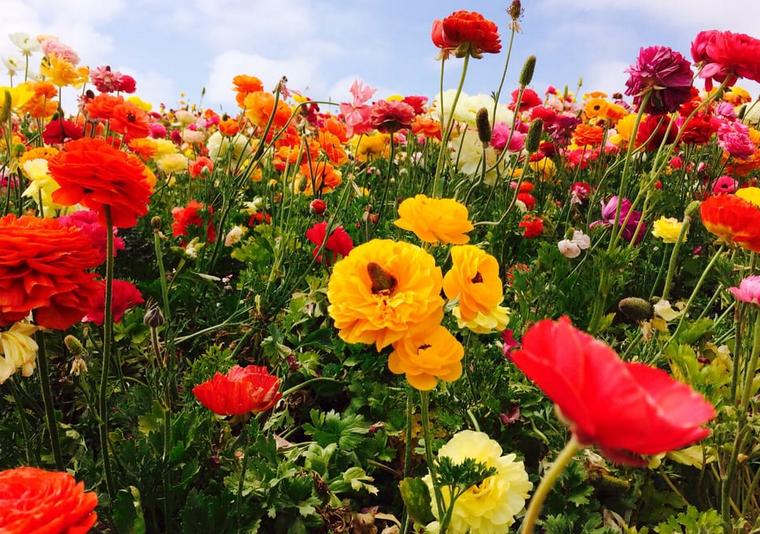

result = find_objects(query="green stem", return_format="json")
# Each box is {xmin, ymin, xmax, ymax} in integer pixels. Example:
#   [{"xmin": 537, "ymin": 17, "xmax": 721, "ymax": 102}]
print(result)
[
  {"xmin": 660, "ymin": 213, "xmax": 693, "ymax": 301},
  {"xmin": 35, "ymin": 330, "xmax": 63, "ymax": 469},
  {"xmin": 153, "ymin": 228, "xmax": 171, "ymax": 323},
  {"xmin": 521, "ymin": 437, "xmax": 581, "ymax": 534},
  {"xmin": 236, "ymin": 426, "xmax": 250, "ymax": 530},
  {"xmin": 403, "ymin": 390, "xmax": 413, "ymax": 478},
  {"xmin": 670, "ymin": 245, "xmax": 725, "ymax": 341},
  {"xmin": 420, "ymin": 391, "xmax": 445, "ymax": 519},
  {"xmin": 10, "ymin": 377, "xmax": 35, "ymax": 465},
  {"xmin": 99, "ymin": 206, "xmax": 117, "ymax": 501}
]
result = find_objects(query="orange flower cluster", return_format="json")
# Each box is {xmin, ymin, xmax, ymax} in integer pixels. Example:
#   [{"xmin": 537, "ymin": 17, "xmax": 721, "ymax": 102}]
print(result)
[{"xmin": 0, "ymin": 215, "xmax": 100, "ymax": 330}]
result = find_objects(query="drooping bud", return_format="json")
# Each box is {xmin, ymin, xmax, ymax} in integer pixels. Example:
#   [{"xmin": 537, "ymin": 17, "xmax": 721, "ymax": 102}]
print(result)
[
  {"xmin": 524, "ymin": 119, "xmax": 543, "ymax": 153},
  {"xmin": 519, "ymin": 55, "xmax": 536, "ymax": 87},
  {"xmin": 144, "ymin": 306, "xmax": 165, "ymax": 328},
  {"xmin": 475, "ymin": 107, "xmax": 492, "ymax": 145}
]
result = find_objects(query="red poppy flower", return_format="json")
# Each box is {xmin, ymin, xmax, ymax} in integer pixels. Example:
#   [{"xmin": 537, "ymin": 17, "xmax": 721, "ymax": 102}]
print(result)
[
  {"xmin": 0, "ymin": 467, "xmax": 98, "ymax": 533},
  {"xmin": 700, "ymin": 192, "xmax": 760, "ymax": 252},
  {"xmin": 306, "ymin": 221, "xmax": 354, "ymax": 264},
  {"xmin": 189, "ymin": 156, "xmax": 214, "ymax": 178},
  {"xmin": 510, "ymin": 88, "xmax": 542, "ymax": 111},
  {"xmin": 84, "ymin": 279, "xmax": 144, "ymax": 325},
  {"xmin": 48, "ymin": 137, "xmax": 154, "ymax": 228},
  {"xmin": 0, "ymin": 215, "xmax": 100, "ymax": 329},
  {"xmin": 518, "ymin": 214, "xmax": 543, "ymax": 238},
  {"xmin": 432, "ymin": 10, "xmax": 501, "ymax": 59},
  {"xmin": 510, "ymin": 317, "xmax": 715, "ymax": 464},
  {"xmin": 516, "ymin": 192, "xmax": 536, "ymax": 210},
  {"xmin": 370, "ymin": 100, "xmax": 416, "ymax": 133},
  {"xmin": 172, "ymin": 200, "xmax": 216, "ymax": 243},
  {"xmin": 192, "ymin": 365, "xmax": 282, "ymax": 416}
]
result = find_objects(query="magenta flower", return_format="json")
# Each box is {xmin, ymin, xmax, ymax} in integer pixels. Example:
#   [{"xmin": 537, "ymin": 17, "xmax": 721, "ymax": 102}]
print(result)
[
  {"xmin": 718, "ymin": 120, "xmax": 755, "ymax": 159},
  {"xmin": 729, "ymin": 276, "xmax": 760, "ymax": 306},
  {"xmin": 712, "ymin": 175, "xmax": 739, "ymax": 194},
  {"xmin": 491, "ymin": 122, "xmax": 525, "ymax": 151},
  {"xmin": 58, "ymin": 210, "xmax": 125, "ymax": 265},
  {"xmin": 592, "ymin": 196, "xmax": 646, "ymax": 244},
  {"xmin": 625, "ymin": 46, "xmax": 693, "ymax": 113}
]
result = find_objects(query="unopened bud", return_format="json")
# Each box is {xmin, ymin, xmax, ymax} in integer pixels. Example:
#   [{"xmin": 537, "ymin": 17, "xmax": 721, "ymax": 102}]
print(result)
[
  {"xmin": 144, "ymin": 306, "xmax": 165, "ymax": 328},
  {"xmin": 64, "ymin": 335, "xmax": 85, "ymax": 356},
  {"xmin": 618, "ymin": 297, "xmax": 654, "ymax": 322},
  {"xmin": 475, "ymin": 108, "xmax": 491, "ymax": 145},
  {"xmin": 310, "ymin": 198, "xmax": 327, "ymax": 215},
  {"xmin": 0, "ymin": 90, "xmax": 11, "ymax": 123},
  {"xmin": 519, "ymin": 55, "xmax": 536, "ymax": 87},
  {"xmin": 151, "ymin": 216, "xmax": 163, "ymax": 230},
  {"xmin": 525, "ymin": 119, "xmax": 543, "ymax": 153}
]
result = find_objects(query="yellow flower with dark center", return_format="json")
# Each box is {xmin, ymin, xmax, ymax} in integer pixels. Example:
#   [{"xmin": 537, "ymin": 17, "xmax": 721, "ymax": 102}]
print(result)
[
  {"xmin": 388, "ymin": 326, "xmax": 463, "ymax": 390},
  {"xmin": 424, "ymin": 430, "xmax": 532, "ymax": 533},
  {"xmin": 327, "ymin": 239, "xmax": 444, "ymax": 350},
  {"xmin": 395, "ymin": 194, "xmax": 473, "ymax": 245},
  {"xmin": 443, "ymin": 245, "xmax": 503, "ymax": 323}
]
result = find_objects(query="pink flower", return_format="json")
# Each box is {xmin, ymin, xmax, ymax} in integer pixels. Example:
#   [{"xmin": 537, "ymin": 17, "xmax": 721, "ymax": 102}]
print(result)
[
  {"xmin": 728, "ymin": 275, "xmax": 760, "ymax": 305},
  {"xmin": 115, "ymin": 74, "xmax": 136, "ymax": 93},
  {"xmin": 625, "ymin": 46, "xmax": 693, "ymax": 113},
  {"xmin": 369, "ymin": 100, "xmax": 415, "ymax": 133},
  {"xmin": 39, "ymin": 36, "xmax": 79, "ymax": 64},
  {"xmin": 712, "ymin": 175, "xmax": 739, "ymax": 194},
  {"xmin": 491, "ymin": 122, "xmax": 525, "ymax": 151},
  {"xmin": 715, "ymin": 101, "xmax": 737, "ymax": 120},
  {"xmin": 691, "ymin": 30, "xmax": 760, "ymax": 89},
  {"xmin": 58, "ymin": 210, "xmax": 126, "ymax": 265},
  {"xmin": 91, "ymin": 66, "xmax": 121, "ymax": 93},
  {"xmin": 149, "ymin": 122, "xmax": 167, "ymax": 138},
  {"xmin": 349, "ymin": 79, "xmax": 375, "ymax": 106},
  {"xmin": 718, "ymin": 120, "xmax": 755, "ymax": 159}
]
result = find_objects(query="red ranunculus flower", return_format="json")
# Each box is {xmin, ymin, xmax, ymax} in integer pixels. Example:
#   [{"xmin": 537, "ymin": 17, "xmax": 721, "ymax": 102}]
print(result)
[
  {"xmin": 510, "ymin": 317, "xmax": 715, "ymax": 465},
  {"xmin": 84, "ymin": 279, "xmax": 144, "ymax": 325},
  {"xmin": 42, "ymin": 118, "xmax": 84, "ymax": 144},
  {"xmin": 192, "ymin": 365, "xmax": 282, "ymax": 416},
  {"xmin": 48, "ymin": 137, "xmax": 154, "ymax": 228},
  {"xmin": 691, "ymin": 30, "xmax": 760, "ymax": 89},
  {"xmin": 370, "ymin": 100, "xmax": 416, "ymax": 133},
  {"xmin": 700, "ymin": 191, "xmax": 760, "ymax": 252},
  {"xmin": 171, "ymin": 200, "xmax": 216, "ymax": 243},
  {"xmin": 305, "ymin": 221, "xmax": 354, "ymax": 264},
  {"xmin": 189, "ymin": 156, "xmax": 214, "ymax": 178},
  {"xmin": 518, "ymin": 214, "xmax": 543, "ymax": 238},
  {"xmin": 0, "ymin": 215, "xmax": 100, "ymax": 329},
  {"xmin": 0, "ymin": 466, "xmax": 98, "ymax": 533},
  {"xmin": 310, "ymin": 198, "xmax": 327, "ymax": 215},
  {"xmin": 432, "ymin": 10, "xmax": 501, "ymax": 59}
]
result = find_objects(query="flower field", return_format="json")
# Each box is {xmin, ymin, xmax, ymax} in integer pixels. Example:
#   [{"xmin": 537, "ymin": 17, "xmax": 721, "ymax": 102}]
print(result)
[{"xmin": 2, "ymin": 5, "xmax": 760, "ymax": 533}]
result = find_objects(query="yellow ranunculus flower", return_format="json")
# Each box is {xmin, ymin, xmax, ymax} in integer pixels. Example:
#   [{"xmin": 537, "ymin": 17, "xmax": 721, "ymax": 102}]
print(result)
[
  {"xmin": 652, "ymin": 216, "xmax": 684, "ymax": 243},
  {"xmin": 424, "ymin": 430, "xmax": 532, "ymax": 533},
  {"xmin": 388, "ymin": 326, "xmax": 463, "ymax": 390},
  {"xmin": 21, "ymin": 158, "xmax": 63, "ymax": 215},
  {"xmin": 395, "ymin": 195, "xmax": 473, "ymax": 245},
  {"xmin": 351, "ymin": 133, "xmax": 389, "ymax": 162},
  {"xmin": 327, "ymin": 239, "xmax": 444, "ymax": 350},
  {"xmin": 736, "ymin": 186, "xmax": 760, "ymax": 208},
  {"xmin": 0, "ymin": 83, "xmax": 34, "ymax": 111},
  {"xmin": 127, "ymin": 95, "xmax": 152, "ymax": 112},
  {"xmin": 40, "ymin": 55, "xmax": 88, "ymax": 87},
  {"xmin": 443, "ymin": 245, "xmax": 503, "ymax": 323},
  {"xmin": 156, "ymin": 153, "xmax": 188, "ymax": 174},
  {"xmin": 452, "ymin": 304, "xmax": 510, "ymax": 334},
  {"xmin": 0, "ymin": 322, "xmax": 39, "ymax": 384}
]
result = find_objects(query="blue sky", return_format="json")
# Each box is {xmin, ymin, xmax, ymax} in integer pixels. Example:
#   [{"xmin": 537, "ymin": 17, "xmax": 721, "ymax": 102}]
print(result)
[{"xmin": 2, "ymin": 0, "xmax": 759, "ymax": 112}]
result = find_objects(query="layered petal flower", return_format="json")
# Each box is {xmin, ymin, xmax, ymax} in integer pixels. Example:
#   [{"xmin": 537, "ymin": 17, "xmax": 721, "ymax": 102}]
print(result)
[{"xmin": 192, "ymin": 365, "xmax": 281, "ymax": 416}]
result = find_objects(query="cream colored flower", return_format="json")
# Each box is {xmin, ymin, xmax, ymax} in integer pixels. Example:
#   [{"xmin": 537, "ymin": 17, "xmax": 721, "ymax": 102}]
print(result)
[
  {"xmin": 156, "ymin": 153, "xmax": 188, "ymax": 174},
  {"xmin": 224, "ymin": 225, "xmax": 247, "ymax": 247},
  {"xmin": 22, "ymin": 158, "xmax": 63, "ymax": 215},
  {"xmin": 424, "ymin": 430, "xmax": 531, "ymax": 534},
  {"xmin": 0, "ymin": 322, "xmax": 39, "ymax": 384}
]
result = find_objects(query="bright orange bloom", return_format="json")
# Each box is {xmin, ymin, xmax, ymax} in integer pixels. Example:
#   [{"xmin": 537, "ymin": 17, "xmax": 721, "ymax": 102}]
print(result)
[
  {"xmin": 20, "ymin": 81, "xmax": 58, "ymax": 118},
  {"xmin": 109, "ymin": 102, "xmax": 151, "ymax": 139},
  {"xmin": 0, "ymin": 215, "xmax": 100, "ymax": 329},
  {"xmin": 583, "ymin": 97, "xmax": 609, "ymax": 120},
  {"xmin": 244, "ymin": 91, "xmax": 292, "ymax": 130},
  {"xmin": 128, "ymin": 137, "xmax": 158, "ymax": 160},
  {"xmin": 573, "ymin": 123, "xmax": 606, "ymax": 147},
  {"xmin": 443, "ymin": 245, "xmax": 504, "ymax": 321},
  {"xmin": 19, "ymin": 146, "xmax": 59, "ymax": 165},
  {"xmin": 300, "ymin": 161, "xmax": 342, "ymax": 195},
  {"xmin": 318, "ymin": 130, "xmax": 348, "ymax": 165},
  {"xmin": 411, "ymin": 115, "xmax": 442, "ymax": 140},
  {"xmin": 233, "ymin": 74, "xmax": 264, "ymax": 108},
  {"xmin": 0, "ymin": 467, "xmax": 98, "ymax": 533},
  {"xmin": 323, "ymin": 116, "xmax": 349, "ymax": 143},
  {"xmin": 85, "ymin": 93, "xmax": 124, "ymax": 121},
  {"xmin": 218, "ymin": 117, "xmax": 240, "ymax": 136},
  {"xmin": 395, "ymin": 194, "xmax": 473, "ymax": 245},
  {"xmin": 192, "ymin": 365, "xmax": 281, "ymax": 415},
  {"xmin": 48, "ymin": 138, "xmax": 153, "ymax": 228},
  {"xmin": 700, "ymin": 189, "xmax": 760, "ymax": 252},
  {"xmin": 389, "ymin": 325, "xmax": 464, "ymax": 390}
]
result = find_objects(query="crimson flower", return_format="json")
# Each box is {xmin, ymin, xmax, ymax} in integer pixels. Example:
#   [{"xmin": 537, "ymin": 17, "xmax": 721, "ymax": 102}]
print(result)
[
  {"xmin": 518, "ymin": 214, "xmax": 543, "ymax": 238},
  {"xmin": 171, "ymin": 200, "xmax": 215, "ymax": 243},
  {"xmin": 370, "ymin": 100, "xmax": 416, "ymax": 133},
  {"xmin": 192, "ymin": 365, "xmax": 281, "ymax": 416},
  {"xmin": 305, "ymin": 221, "xmax": 354, "ymax": 264},
  {"xmin": 42, "ymin": 118, "xmax": 83, "ymax": 144},
  {"xmin": 84, "ymin": 279, "xmax": 144, "ymax": 325},
  {"xmin": 510, "ymin": 317, "xmax": 715, "ymax": 464},
  {"xmin": 432, "ymin": 10, "xmax": 501, "ymax": 59},
  {"xmin": 625, "ymin": 46, "xmax": 693, "ymax": 113},
  {"xmin": 58, "ymin": 210, "xmax": 125, "ymax": 265}
]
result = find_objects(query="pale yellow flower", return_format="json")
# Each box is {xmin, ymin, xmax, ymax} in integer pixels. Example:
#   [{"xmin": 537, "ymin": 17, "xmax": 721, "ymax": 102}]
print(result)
[
  {"xmin": 21, "ymin": 158, "xmax": 63, "ymax": 215},
  {"xmin": 0, "ymin": 322, "xmax": 39, "ymax": 384},
  {"xmin": 156, "ymin": 153, "xmax": 188, "ymax": 174},
  {"xmin": 127, "ymin": 95, "xmax": 152, "ymax": 112},
  {"xmin": 652, "ymin": 216, "xmax": 685, "ymax": 243}
]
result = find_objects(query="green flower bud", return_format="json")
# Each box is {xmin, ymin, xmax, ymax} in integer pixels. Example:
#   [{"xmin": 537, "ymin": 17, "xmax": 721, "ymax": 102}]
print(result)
[{"xmin": 519, "ymin": 55, "xmax": 536, "ymax": 87}]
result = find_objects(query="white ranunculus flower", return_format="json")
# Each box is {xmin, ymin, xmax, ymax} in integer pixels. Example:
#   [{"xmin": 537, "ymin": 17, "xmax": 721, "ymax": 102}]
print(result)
[{"xmin": 9, "ymin": 33, "xmax": 40, "ymax": 56}]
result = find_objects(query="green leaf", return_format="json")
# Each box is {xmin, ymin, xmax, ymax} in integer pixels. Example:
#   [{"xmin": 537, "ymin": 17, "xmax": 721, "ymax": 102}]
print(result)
[{"xmin": 399, "ymin": 477, "xmax": 434, "ymax": 526}]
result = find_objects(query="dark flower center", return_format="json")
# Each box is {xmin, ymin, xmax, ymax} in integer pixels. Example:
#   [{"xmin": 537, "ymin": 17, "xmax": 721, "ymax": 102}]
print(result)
[
  {"xmin": 471, "ymin": 272, "xmax": 484, "ymax": 283},
  {"xmin": 367, "ymin": 262, "xmax": 397, "ymax": 295}
]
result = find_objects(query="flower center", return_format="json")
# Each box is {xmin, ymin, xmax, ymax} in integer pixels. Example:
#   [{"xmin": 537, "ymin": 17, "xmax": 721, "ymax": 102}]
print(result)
[
  {"xmin": 367, "ymin": 262, "xmax": 397, "ymax": 295},
  {"xmin": 471, "ymin": 272, "xmax": 483, "ymax": 283}
]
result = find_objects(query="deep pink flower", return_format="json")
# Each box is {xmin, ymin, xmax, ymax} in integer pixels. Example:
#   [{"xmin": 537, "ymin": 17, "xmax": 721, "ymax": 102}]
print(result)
[
  {"xmin": 491, "ymin": 122, "xmax": 525, "ymax": 151},
  {"xmin": 84, "ymin": 279, "xmax": 144, "ymax": 325},
  {"xmin": 58, "ymin": 210, "xmax": 125, "ymax": 265},
  {"xmin": 712, "ymin": 175, "xmax": 739, "ymax": 194},
  {"xmin": 691, "ymin": 30, "xmax": 760, "ymax": 89},
  {"xmin": 729, "ymin": 275, "xmax": 760, "ymax": 305},
  {"xmin": 625, "ymin": 46, "xmax": 693, "ymax": 113},
  {"xmin": 501, "ymin": 329, "xmax": 520, "ymax": 357},
  {"xmin": 91, "ymin": 66, "xmax": 121, "ymax": 93},
  {"xmin": 115, "ymin": 74, "xmax": 136, "ymax": 94},
  {"xmin": 370, "ymin": 100, "xmax": 415, "ymax": 133},
  {"xmin": 592, "ymin": 196, "xmax": 646, "ymax": 243},
  {"xmin": 718, "ymin": 120, "xmax": 755, "ymax": 159},
  {"xmin": 149, "ymin": 122, "xmax": 167, "ymax": 138}
]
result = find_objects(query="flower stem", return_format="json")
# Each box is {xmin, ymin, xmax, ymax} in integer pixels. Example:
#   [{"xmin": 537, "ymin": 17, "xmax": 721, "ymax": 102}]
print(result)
[
  {"xmin": 420, "ymin": 391, "xmax": 445, "ymax": 519},
  {"xmin": 99, "ymin": 206, "xmax": 117, "ymax": 502},
  {"xmin": 35, "ymin": 330, "xmax": 64, "ymax": 469},
  {"xmin": 660, "ymin": 209, "xmax": 695, "ymax": 301},
  {"xmin": 521, "ymin": 437, "xmax": 581, "ymax": 534},
  {"xmin": 236, "ymin": 425, "xmax": 251, "ymax": 531},
  {"xmin": 153, "ymin": 227, "xmax": 171, "ymax": 323}
]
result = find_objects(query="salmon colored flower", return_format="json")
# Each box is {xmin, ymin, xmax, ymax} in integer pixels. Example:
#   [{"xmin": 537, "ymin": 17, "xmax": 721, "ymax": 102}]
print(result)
[
  {"xmin": 432, "ymin": 11, "xmax": 502, "ymax": 59},
  {"xmin": 85, "ymin": 93, "xmax": 124, "ymax": 121},
  {"xmin": 443, "ymin": 245, "xmax": 505, "ymax": 324},
  {"xmin": 192, "ymin": 365, "xmax": 281, "ymax": 416},
  {"xmin": 109, "ymin": 102, "xmax": 151, "ymax": 139},
  {"xmin": 84, "ymin": 279, "xmax": 144, "ymax": 325},
  {"xmin": 395, "ymin": 194, "xmax": 473, "ymax": 245},
  {"xmin": 700, "ymin": 189, "xmax": 760, "ymax": 252},
  {"xmin": 389, "ymin": 325, "xmax": 464, "ymax": 390},
  {"xmin": 0, "ymin": 467, "xmax": 98, "ymax": 533},
  {"xmin": 411, "ymin": 115, "xmax": 442, "ymax": 140},
  {"xmin": 327, "ymin": 239, "xmax": 444, "ymax": 350},
  {"xmin": 189, "ymin": 156, "xmax": 214, "ymax": 178},
  {"xmin": 510, "ymin": 317, "xmax": 716, "ymax": 464},
  {"xmin": 370, "ymin": 100, "xmax": 416, "ymax": 133},
  {"xmin": 0, "ymin": 215, "xmax": 100, "ymax": 330},
  {"xmin": 48, "ymin": 138, "xmax": 154, "ymax": 228}
]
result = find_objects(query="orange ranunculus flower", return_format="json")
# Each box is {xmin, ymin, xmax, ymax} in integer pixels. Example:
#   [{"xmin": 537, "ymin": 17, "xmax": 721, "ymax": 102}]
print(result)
[
  {"xmin": 192, "ymin": 365, "xmax": 281, "ymax": 416},
  {"xmin": 244, "ymin": 91, "xmax": 292, "ymax": 130},
  {"xmin": 48, "ymin": 138, "xmax": 153, "ymax": 228},
  {"xmin": 700, "ymin": 188, "xmax": 760, "ymax": 252},
  {"xmin": 19, "ymin": 146, "xmax": 59, "ymax": 165},
  {"xmin": 128, "ymin": 137, "xmax": 158, "ymax": 160},
  {"xmin": 218, "ymin": 117, "xmax": 240, "ymax": 136},
  {"xmin": 411, "ymin": 115, "xmax": 442, "ymax": 140},
  {"xmin": 327, "ymin": 239, "xmax": 444, "ymax": 350},
  {"xmin": 389, "ymin": 325, "xmax": 464, "ymax": 390},
  {"xmin": 395, "ymin": 194, "xmax": 473, "ymax": 245},
  {"xmin": 0, "ymin": 215, "xmax": 100, "ymax": 329},
  {"xmin": 109, "ymin": 101, "xmax": 151, "ymax": 139},
  {"xmin": 85, "ymin": 93, "xmax": 124, "ymax": 121},
  {"xmin": 20, "ymin": 81, "xmax": 58, "ymax": 118},
  {"xmin": 233, "ymin": 74, "xmax": 264, "ymax": 108},
  {"xmin": 318, "ymin": 130, "xmax": 348, "ymax": 165},
  {"xmin": 0, "ymin": 467, "xmax": 98, "ymax": 533},
  {"xmin": 323, "ymin": 116, "xmax": 349, "ymax": 143},
  {"xmin": 572, "ymin": 123, "xmax": 605, "ymax": 147},
  {"xmin": 443, "ymin": 245, "xmax": 504, "ymax": 322},
  {"xmin": 583, "ymin": 97, "xmax": 609, "ymax": 120},
  {"xmin": 299, "ymin": 161, "xmax": 342, "ymax": 195}
]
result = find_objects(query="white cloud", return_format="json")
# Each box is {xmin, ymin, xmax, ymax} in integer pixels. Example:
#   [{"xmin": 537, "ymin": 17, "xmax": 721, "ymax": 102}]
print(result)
[{"xmin": 581, "ymin": 60, "xmax": 629, "ymax": 95}]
